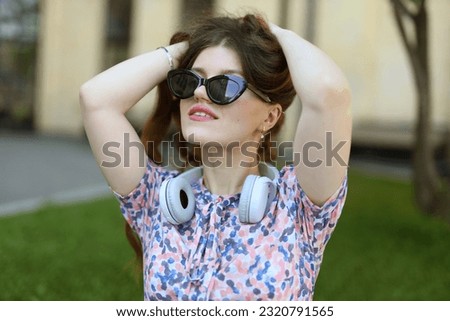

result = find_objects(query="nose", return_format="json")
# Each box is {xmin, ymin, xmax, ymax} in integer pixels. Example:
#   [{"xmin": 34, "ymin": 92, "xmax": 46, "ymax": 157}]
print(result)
[{"xmin": 193, "ymin": 84, "xmax": 211, "ymax": 103}]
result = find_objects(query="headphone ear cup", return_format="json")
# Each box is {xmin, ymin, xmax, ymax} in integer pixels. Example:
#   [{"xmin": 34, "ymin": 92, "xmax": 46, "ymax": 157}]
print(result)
[
  {"xmin": 239, "ymin": 176, "xmax": 276, "ymax": 224},
  {"xmin": 160, "ymin": 177, "xmax": 195, "ymax": 225},
  {"xmin": 238, "ymin": 175, "xmax": 257, "ymax": 224}
]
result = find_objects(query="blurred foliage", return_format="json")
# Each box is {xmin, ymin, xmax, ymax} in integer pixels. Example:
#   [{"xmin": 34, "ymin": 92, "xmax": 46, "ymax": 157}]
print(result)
[
  {"xmin": 0, "ymin": 0, "xmax": 37, "ymax": 130},
  {"xmin": 12, "ymin": 44, "xmax": 36, "ymax": 78}
]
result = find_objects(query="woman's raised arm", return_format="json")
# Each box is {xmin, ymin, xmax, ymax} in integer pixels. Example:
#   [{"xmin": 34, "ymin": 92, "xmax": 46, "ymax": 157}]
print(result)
[
  {"xmin": 270, "ymin": 24, "xmax": 352, "ymax": 206},
  {"xmin": 79, "ymin": 42, "xmax": 187, "ymax": 195}
]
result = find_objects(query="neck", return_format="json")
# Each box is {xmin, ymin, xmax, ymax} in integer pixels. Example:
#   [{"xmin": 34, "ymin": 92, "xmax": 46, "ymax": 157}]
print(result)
[
  {"xmin": 202, "ymin": 165, "xmax": 259, "ymax": 195},
  {"xmin": 201, "ymin": 143, "xmax": 260, "ymax": 195}
]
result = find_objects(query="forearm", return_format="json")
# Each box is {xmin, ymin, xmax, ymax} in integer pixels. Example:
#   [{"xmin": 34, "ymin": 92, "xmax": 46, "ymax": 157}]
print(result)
[
  {"xmin": 78, "ymin": 42, "xmax": 187, "ymax": 195},
  {"xmin": 271, "ymin": 26, "xmax": 350, "ymax": 110},
  {"xmin": 79, "ymin": 42, "xmax": 187, "ymax": 115}
]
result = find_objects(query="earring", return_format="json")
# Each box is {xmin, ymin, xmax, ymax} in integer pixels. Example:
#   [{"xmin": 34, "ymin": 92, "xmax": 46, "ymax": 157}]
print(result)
[{"xmin": 260, "ymin": 126, "xmax": 266, "ymax": 140}]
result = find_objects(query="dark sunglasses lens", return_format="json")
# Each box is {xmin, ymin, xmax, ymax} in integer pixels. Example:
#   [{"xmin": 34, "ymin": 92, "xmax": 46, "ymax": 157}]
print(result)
[
  {"xmin": 169, "ymin": 72, "xmax": 199, "ymax": 98},
  {"xmin": 209, "ymin": 77, "xmax": 241, "ymax": 104}
]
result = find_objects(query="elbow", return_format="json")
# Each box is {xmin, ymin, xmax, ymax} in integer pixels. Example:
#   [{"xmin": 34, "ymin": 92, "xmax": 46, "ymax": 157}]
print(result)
[
  {"xmin": 79, "ymin": 82, "xmax": 91, "ymax": 113},
  {"xmin": 79, "ymin": 81, "xmax": 101, "ymax": 113},
  {"xmin": 318, "ymin": 75, "xmax": 352, "ymax": 112}
]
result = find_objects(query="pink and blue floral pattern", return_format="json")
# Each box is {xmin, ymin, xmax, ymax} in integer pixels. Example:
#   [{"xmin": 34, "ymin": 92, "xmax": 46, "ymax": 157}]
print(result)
[{"xmin": 115, "ymin": 161, "xmax": 347, "ymax": 300}]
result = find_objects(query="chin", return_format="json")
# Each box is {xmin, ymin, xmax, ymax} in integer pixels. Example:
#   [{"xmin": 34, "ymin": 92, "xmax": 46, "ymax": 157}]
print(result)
[{"xmin": 181, "ymin": 127, "xmax": 228, "ymax": 146}]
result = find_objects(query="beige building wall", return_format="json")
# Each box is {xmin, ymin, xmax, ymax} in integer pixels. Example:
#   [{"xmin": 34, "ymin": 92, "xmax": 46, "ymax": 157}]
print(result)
[
  {"xmin": 126, "ymin": 0, "xmax": 183, "ymax": 126},
  {"xmin": 35, "ymin": 0, "xmax": 107, "ymax": 136},
  {"xmin": 316, "ymin": 0, "xmax": 449, "ymax": 147},
  {"xmin": 34, "ymin": 0, "xmax": 449, "ymax": 148},
  {"xmin": 430, "ymin": 0, "xmax": 450, "ymax": 128},
  {"xmin": 215, "ymin": 0, "xmax": 279, "ymax": 19}
]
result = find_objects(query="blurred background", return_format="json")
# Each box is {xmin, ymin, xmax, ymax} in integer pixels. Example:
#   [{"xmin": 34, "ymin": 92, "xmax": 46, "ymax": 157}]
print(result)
[{"xmin": 0, "ymin": 0, "xmax": 449, "ymax": 300}]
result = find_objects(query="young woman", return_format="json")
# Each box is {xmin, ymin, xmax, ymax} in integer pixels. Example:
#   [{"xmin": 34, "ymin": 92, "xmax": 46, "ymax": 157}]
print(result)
[{"xmin": 80, "ymin": 14, "xmax": 352, "ymax": 300}]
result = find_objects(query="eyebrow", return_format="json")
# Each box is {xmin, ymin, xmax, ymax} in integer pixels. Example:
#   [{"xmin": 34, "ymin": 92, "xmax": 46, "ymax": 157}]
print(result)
[{"xmin": 191, "ymin": 67, "xmax": 244, "ymax": 77}]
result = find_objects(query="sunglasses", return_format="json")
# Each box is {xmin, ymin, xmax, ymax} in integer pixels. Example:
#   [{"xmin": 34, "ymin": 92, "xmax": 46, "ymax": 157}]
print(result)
[{"xmin": 167, "ymin": 69, "xmax": 271, "ymax": 105}]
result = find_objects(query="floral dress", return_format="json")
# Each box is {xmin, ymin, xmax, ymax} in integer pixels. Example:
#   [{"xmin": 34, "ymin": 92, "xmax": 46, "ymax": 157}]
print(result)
[{"xmin": 115, "ymin": 161, "xmax": 347, "ymax": 300}]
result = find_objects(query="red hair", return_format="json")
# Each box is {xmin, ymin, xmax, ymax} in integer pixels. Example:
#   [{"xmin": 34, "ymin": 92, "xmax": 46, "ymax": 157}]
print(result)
[{"xmin": 127, "ymin": 13, "xmax": 296, "ymax": 268}]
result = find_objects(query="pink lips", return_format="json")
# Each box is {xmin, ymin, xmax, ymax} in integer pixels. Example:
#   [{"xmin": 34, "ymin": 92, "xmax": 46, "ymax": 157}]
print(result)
[{"xmin": 188, "ymin": 105, "xmax": 218, "ymax": 122}]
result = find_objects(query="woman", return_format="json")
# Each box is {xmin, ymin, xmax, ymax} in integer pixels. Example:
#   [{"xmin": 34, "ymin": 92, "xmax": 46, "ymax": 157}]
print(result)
[{"xmin": 80, "ymin": 14, "xmax": 352, "ymax": 300}]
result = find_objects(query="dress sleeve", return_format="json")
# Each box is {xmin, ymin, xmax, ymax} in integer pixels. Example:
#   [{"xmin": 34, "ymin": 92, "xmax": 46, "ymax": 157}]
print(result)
[
  {"xmin": 278, "ymin": 165, "xmax": 348, "ymax": 261},
  {"xmin": 112, "ymin": 160, "xmax": 178, "ymax": 238}
]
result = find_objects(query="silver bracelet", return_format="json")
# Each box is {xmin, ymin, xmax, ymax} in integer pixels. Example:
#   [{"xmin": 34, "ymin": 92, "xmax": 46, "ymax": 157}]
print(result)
[{"xmin": 157, "ymin": 46, "xmax": 174, "ymax": 70}]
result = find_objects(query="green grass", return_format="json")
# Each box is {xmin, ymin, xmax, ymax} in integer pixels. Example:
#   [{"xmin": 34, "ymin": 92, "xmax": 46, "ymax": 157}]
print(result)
[
  {"xmin": 315, "ymin": 170, "xmax": 450, "ymax": 300},
  {"xmin": 0, "ymin": 170, "xmax": 449, "ymax": 300},
  {"xmin": 0, "ymin": 198, "xmax": 142, "ymax": 300}
]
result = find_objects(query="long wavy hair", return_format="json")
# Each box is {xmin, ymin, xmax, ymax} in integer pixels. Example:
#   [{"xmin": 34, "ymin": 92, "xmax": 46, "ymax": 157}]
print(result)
[{"xmin": 126, "ymin": 14, "xmax": 296, "ymax": 269}]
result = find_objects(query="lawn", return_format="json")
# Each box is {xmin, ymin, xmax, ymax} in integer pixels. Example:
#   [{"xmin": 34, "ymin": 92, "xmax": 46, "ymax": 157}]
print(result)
[
  {"xmin": 0, "ymin": 170, "xmax": 449, "ymax": 300},
  {"xmin": 0, "ymin": 198, "xmax": 142, "ymax": 300},
  {"xmin": 315, "ymin": 170, "xmax": 450, "ymax": 300}
]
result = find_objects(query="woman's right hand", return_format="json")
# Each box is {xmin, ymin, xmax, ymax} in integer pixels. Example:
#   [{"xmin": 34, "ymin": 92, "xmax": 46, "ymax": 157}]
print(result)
[
  {"xmin": 167, "ymin": 41, "xmax": 189, "ymax": 69},
  {"xmin": 79, "ymin": 42, "xmax": 187, "ymax": 195}
]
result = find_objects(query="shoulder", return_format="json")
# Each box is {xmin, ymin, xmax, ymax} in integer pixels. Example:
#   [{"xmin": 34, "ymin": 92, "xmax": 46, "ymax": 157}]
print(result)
[
  {"xmin": 113, "ymin": 159, "xmax": 180, "ymax": 204},
  {"xmin": 277, "ymin": 164, "xmax": 348, "ymax": 210}
]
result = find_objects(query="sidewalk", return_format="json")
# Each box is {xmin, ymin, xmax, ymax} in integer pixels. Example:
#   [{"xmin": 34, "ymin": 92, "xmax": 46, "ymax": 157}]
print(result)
[{"xmin": 0, "ymin": 132, "xmax": 110, "ymax": 217}]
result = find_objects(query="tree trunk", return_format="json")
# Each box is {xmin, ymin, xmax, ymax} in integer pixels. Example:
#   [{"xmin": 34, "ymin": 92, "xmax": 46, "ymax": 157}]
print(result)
[
  {"xmin": 410, "ymin": 3, "xmax": 441, "ymax": 214},
  {"xmin": 391, "ymin": 0, "xmax": 449, "ymax": 221}
]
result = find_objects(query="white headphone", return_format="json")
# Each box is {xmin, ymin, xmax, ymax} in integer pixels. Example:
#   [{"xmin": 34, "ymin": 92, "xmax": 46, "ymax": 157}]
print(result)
[{"xmin": 159, "ymin": 163, "xmax": 279, "ymax": 225}]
